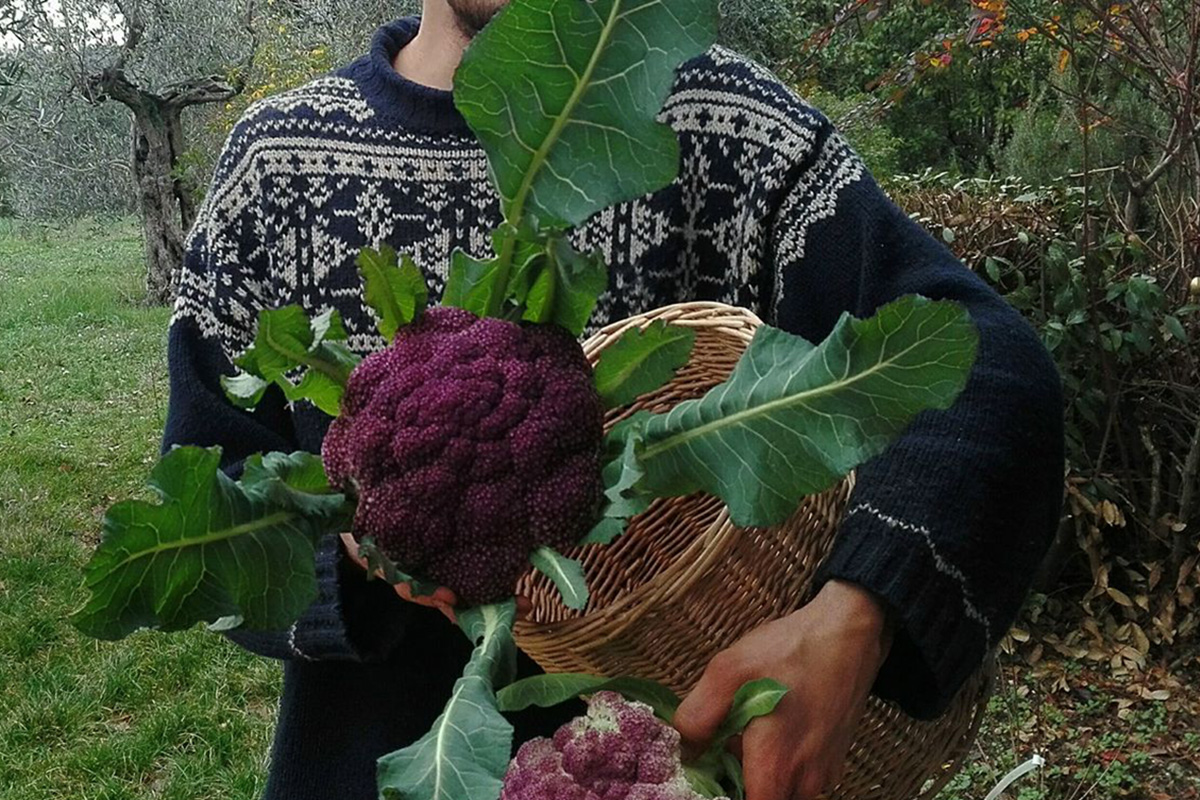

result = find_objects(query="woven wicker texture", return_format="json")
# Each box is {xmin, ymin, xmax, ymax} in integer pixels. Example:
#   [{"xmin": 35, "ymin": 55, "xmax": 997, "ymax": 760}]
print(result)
[{"xmin": 514, "ymin": 302, "xmax": 992, "ymax": 800}]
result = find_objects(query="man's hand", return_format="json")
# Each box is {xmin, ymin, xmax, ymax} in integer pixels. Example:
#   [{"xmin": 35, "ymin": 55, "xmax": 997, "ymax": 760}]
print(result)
[{"xmin": 674, "ymin": 580, "xmax": 894, "ymax": 800}]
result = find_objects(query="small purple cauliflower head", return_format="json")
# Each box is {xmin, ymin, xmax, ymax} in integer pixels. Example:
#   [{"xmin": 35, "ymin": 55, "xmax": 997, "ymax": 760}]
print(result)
[
  {"xmin": 322, "ymin": 306, "xmax": 605, "ymax": 606},
  {"xmin": 501, "ymin": 692, "xmax": 717, "ymax": 800}
]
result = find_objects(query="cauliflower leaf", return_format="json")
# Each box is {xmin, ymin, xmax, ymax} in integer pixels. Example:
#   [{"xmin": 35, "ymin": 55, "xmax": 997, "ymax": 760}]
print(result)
[
  {"xmin": 357, "ymin": 245, "xmax": 428, "ymax": 341},
  {"xmin": 634, "ymin": 296, "xmax": 978, "ymax": 526},
  {"xmin": 529, "ymin": 547, "xmax": 588, "ymax": 610},
  {"xmin": 455, "ymin": 0, "xmax": 718, "ymax": 231},
  {"xmin": 593, "ymin": 321, "xmax": 697, "ymax": 410},
  {"xmin": 71, "ymin": 447, "xmax": 351, "ymax": 640},
  {"xmin": 497, "ymin": 673, "xmax": 682, "ymax": 722},
  {"xmin": 378, "ymin": 601, "xmax": 518, "ymax": 800},
  {"xmin": 222, "ymin": 305, "xmax": 360, "ymax": 417}
]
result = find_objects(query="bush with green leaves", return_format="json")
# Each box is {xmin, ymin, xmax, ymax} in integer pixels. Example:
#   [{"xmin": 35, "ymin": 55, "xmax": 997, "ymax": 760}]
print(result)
[{"xmin": 786, "ymin": 0, "xmax": 1061, "ymax": 176}]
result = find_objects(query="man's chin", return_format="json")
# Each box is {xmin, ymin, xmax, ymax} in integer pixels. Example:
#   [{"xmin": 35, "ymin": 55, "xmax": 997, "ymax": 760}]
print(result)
[{"xmin": 447, "ymin": 0, "xmax": 507, "ymax": 37}]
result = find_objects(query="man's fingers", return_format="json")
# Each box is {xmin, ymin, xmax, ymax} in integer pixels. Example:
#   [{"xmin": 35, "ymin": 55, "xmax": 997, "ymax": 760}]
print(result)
[
  {"xmin": 394, "ymin": 581, "xmax": 455, "ymax": 606},
  {"xmin": 727, "ymin": 733, "xmax": 744, "ymax": 760},
  {"xmin": 741, "ymin": 720, "xmax": 792, "ymax": 800},
  {"xmin": 741, "ymin": 701, "xmax": 835, "ymax": 800},
  {"xmin": 390, "ymin": 581, "xmax": 528, "ymax": 625},
  {"xmin": 339, "ymin": 533, "xmax": 367, "ymax": 570},
  {"xmin": 674, "ymin": 649, "xmax": 748, "ymax": 751},
  {"xmin": 391, "ymin": 582, "xmax": 459, "ymax": 622},
  {"xmin": 791, "ymin": 766, "xmax": 830, "ymax": 800},
  {"xmin": 432, "ymin": 601, "xmax": 458, "ymax": 624},
  {"xmin": 430, "ymin": 586, "xmax": 458, "ymax": 606}
]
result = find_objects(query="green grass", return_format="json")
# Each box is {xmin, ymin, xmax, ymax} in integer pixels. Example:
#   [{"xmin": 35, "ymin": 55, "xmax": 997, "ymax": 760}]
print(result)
[{"xmin": 0, "ymin": 220, "xmax": 280, "ymax": 800}]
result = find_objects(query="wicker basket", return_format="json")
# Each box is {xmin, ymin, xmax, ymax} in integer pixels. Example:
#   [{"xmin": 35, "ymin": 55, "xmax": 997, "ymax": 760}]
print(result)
[{"xmin": 514, "ymin": 302, "xmax": 992, "ymax": 800}]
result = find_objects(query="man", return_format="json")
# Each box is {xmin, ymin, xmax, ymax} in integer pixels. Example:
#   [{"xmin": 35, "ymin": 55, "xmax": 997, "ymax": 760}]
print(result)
[{"xmin": 163, "ymin": 1, "xmax": 1064, "ymax": 799}]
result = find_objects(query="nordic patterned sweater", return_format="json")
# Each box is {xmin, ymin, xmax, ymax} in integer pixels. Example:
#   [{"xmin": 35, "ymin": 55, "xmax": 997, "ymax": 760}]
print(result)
[{"xmin": 163, "ymin": 16, "xmax": 1064, "ymax": 800}]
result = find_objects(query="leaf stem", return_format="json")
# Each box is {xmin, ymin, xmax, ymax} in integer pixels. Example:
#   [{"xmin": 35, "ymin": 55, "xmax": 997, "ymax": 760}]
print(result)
[{"xmin": 261, "ymin": 324, "xmax": 351, "ymax": 386}]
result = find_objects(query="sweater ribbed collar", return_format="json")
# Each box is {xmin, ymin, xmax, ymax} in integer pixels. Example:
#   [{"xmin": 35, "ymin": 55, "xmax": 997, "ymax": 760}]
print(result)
[{"xmin": 345, "ymin": 16, "xmax": 473, "ymax": 137}]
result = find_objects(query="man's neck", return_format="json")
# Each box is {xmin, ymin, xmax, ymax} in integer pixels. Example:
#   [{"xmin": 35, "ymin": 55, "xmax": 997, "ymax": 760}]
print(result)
[{"xmin": 392, "ymin": 5, "xmax": 471, "ymax": 91}]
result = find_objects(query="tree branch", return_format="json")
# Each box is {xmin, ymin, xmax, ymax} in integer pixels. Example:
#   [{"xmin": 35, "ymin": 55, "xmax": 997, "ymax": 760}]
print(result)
[
  {"xmin": 1132, "ymin": 115, "xmax": 1200, "ymax": 195},
  {"xmin": 235, "ymin": 0, "xmax": 260, "ymax": 89},
  {"xmin": 161, "ymin": 75, "xmax": 239, "ymax": 108},
  {"xmin": 114, "ymin": 0, "xmax": 146, "ymax": 73},
  {"xmin": 85, "ymin": 66, "xmax": 145, "ymax": 111}
]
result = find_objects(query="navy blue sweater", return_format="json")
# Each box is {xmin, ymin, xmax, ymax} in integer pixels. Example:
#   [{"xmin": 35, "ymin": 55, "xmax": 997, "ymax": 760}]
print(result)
[{"xmin": 162, "ymin": 17, "xmax": 1064, "ymax": 800}]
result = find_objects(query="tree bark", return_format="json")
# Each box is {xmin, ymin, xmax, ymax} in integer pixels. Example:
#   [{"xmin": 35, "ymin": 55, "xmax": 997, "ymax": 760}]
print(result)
[
  {"xmin": 88, "ymin": 67, "xmax": 239, "ymax": 305},
  {"xmin": 131, "ymin": 99, "xmax": 187, "ymax": 305}
]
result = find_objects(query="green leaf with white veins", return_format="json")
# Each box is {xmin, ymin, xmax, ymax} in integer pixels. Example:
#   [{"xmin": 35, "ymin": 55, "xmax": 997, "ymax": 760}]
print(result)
[
  {"xmin": 357, "ymin": 245, "xmax": 428, "ymax": 340},
  {"xmin": 222, "ymin": 305, "xmax": 361, "ymax": 416},
  {"xmin": 635, "ymin": 296, "xmax": 979, "ymax": 527},
  {"xmin": 71, "ymin": 447, "xmax": 350, "ymax": 641},
  {"xmin": 581, "ymin": 417, "xmax": 652, "ymax": 545},
  {"xmin": 593, "ymin": 321, "xmax": 696, "ymax": 409},
  {"xmin": 530, "ymin": 546, "xmax": 589, "ymax": 609},
  {"xmin": 497, "ymin": 673, "xmax": 681, "ymax": 721},
  {"xmin": 236, "ymin": 306, "xmax": 320, "ymax": 382},
  {"xmin": 443, "ymin": 248, "xmax": 503, "ymax": 318},
  {"xmin": 522, "ymin": 238, "xmax": 608, "ymax": 336},
  {"xmin": 454, "ymin": 0, "xmax": 719, "ymax": 230},
  {"xmin": 683, "ymin": 679, "xmax": 787, "ymax": 800},
  {"xmin": 714, "ymin": 678, "xmax": 788, "ymax": 747},
  {"xmin": 221, "ymin": 371, "xmax": 270, "ymax": 409},
  {"xmin": 378, "ymin": 601, "xmax": 517, "ymax": 800},
  {"xmin": 240, "ymin": 450, "xmax": 350, "ymax": 517}
]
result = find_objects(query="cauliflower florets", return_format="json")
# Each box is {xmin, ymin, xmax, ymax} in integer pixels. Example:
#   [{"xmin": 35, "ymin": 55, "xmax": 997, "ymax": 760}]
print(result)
[
  {"xmin": 322, "ymin": 306, "xmax": 605, "ymax": 606},
  {"xmin": 501, "ymin": 692, "xmax": 718, "ymax": 800}
]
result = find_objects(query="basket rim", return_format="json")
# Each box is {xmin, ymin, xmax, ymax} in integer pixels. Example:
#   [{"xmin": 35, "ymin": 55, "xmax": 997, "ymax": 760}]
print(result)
[{"xmin": 584, "ymin": 301, "xmax": 763, "ymax": 349}]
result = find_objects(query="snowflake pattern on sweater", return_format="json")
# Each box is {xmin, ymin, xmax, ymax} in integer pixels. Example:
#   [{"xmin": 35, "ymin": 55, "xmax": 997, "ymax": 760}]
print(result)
[
  {"xmin": 164, "ymin": 22, "xmax": 1063, "ymax": 770},
  {"xmin": 174, "ymin": 45, "xmax": 863, "ymax": 361}
]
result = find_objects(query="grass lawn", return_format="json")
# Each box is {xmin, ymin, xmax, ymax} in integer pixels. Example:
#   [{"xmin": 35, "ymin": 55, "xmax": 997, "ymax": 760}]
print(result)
[
  {"xmin": 0, "ymin": 220, "xmax": 279, "ymax": 800},
  {"xmin": 0, "ymin": 220, "xmax": 1195, "ymax": 800}
]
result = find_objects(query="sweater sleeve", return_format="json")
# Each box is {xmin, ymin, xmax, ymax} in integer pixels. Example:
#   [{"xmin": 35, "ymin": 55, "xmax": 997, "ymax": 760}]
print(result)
[
  {"xmin": 765, "ymin": 122, "xmax": 1064, "ymax": 719},
  {"xmin": 163, "ymin": 115, "xmax": 411, "ymax": 663}
]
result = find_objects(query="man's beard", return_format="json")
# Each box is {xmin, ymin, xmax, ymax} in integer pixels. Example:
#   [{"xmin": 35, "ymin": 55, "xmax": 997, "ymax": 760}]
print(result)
[{"xmin": 446, "ymin": 0, "xmax": 505, "ymax": 37}]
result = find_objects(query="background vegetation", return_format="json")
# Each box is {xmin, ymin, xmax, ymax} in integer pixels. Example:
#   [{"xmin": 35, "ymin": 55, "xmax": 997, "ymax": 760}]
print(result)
[
  {"xmin": 1, "ymin": 0, "xmax": 1197, "ymax": 797},
  {"xmin": 0, "ymin": 220, "xmax": 279, "ymax": 799}
]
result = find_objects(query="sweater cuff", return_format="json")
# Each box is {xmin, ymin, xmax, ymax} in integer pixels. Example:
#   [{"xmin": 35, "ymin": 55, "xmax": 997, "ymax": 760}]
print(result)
[
  {"xmin": 284, "ymin": 535, "xmax": 356, "ymax": 660},
  {"xmin": 815, "ymin": 501, "xmax": 990, "ymax": 720},
  {"xmin": 287, "ymin": 534, "xmax": 412, "ymax": 662}
]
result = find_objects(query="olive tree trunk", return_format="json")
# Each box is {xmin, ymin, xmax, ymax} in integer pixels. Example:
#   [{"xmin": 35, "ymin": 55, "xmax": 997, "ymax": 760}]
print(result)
[
  {"xmin": 132, "ymin": 101, "xmax": 188, "ymax": 304},
  {"xmin": 89, "ymin": 68, "xmax": 238, "ymax": 304}
]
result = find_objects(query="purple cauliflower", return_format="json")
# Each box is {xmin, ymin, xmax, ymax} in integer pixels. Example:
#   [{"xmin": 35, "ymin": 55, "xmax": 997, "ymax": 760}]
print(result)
[
  {"xmin": 502, "ymin": 692, "xmax": 717, "ymax": 800},
  {"xmin": 322, "ymin": 306, "xmax": 605, "ymax": 605}
]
